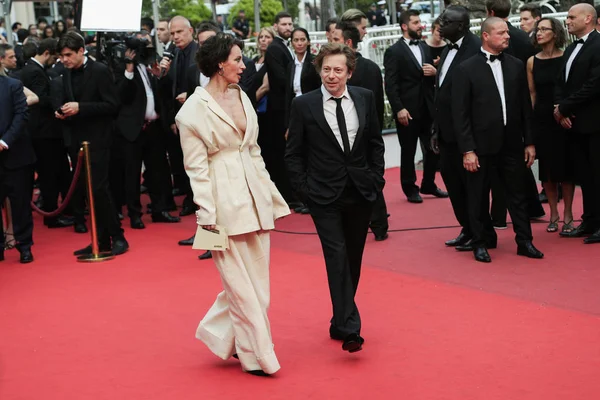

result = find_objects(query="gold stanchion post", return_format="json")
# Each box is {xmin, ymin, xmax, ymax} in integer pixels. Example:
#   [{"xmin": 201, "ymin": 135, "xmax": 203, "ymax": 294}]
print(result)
[{"xmin": 77, "ymin": 141, "xmax": 114, "ymax": 262}]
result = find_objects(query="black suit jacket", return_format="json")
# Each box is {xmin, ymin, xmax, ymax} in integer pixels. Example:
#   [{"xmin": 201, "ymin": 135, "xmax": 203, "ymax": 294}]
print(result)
[
  {"xmin": 506, "ymin": 22, "xmax": 536, "ymax": 66},
  {"xmin": 285, "ymin": 86, "xmax": 385, "ymax": 205},
  {"xmin": 0, "ymin": 76, "xmax": 36, "ymax": 170},
  {"xmin": 284, "ymin": 52, "xmax": 321, "ymax": 125},
  {"xmin": 265, "ymin": 37, "xmax": 293, "ymax": 112},
  {"xmin": 555, "ymin": 29, "xmax": 600, "ymax": 135},
  {"xmin": 384, "ymin": 39, "xmax": 434, "ymax": 119},
  {"xmin": 349, "ymin": 53, "xmax": 384, "ymax": 130},
  {"xmin": 55, "ymin": 59, "xmax": 120, "ymax": 149},
  {"xmin": 115, "ymin": 64, "xmax": 161, "ymax": 142},
  {"xmin": 452, "ymin": 52, "xmax": 533, "ymax": 156},
  {"xmin": 434, "ymin": 32, "xmax": 481, "ymax": 144},
  {"xmin": 19, "ymin": 60, "xmax": 60, "ymax": 139}
]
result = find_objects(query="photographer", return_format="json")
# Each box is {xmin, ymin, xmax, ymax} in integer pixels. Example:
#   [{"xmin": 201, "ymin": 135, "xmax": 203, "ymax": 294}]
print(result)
[
  {"xmin": 112, "ymin": 35, "xmax": 180, "ymax": 229},
  {"xmin": 54, "ymin": 32, "xmax": 128, "ymax": 256}
]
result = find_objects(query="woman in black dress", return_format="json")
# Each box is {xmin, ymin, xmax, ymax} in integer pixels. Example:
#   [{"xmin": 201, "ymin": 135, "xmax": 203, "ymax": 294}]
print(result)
[
  {"xmin": 526, "ymin": 18, "xmax": 575, "ymax": 233},
  {"xmin": 425, "ymin": 17, "xmax": 446, "ymax": 67}
]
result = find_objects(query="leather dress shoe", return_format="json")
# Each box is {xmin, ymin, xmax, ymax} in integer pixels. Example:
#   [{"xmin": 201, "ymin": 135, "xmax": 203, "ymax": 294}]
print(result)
[
  {"xmin": 456, "ymin": 240, "xmax": 497, "ymax": 251},
  {"xmin": 178, "ymin": 235, "xmax": 195, "ymax": 246},
  {"xmin": 111, "ymin": 237, "xmax": 129, "ymax": 256},
  {"xmin": 560, "ymin": 223, "xmax": 595, "ymax": 238},
  {"xmin": 374, "ymin": 233, "xmax": 389, "ymax": 241},
  {"xmin": 295, "ymin": 205, "xmax": 310, "ymax": 214},
  {"xmin": 117, "ymin": 213, "xmax": 124, "ymax": 221},
  {"xmin": 407, "ymin": 193, "xmax": 423, "ymax": 203},
  {"xmin": 179, "ymin": 205, "xmax": 196, "ymax": 217},
  {"xmin": 538, "ymin": 190, "xmax": 548, "ymax": 204},
  {"xmin": 20, "ymin": 249, "xmax": 34, "ymax": 264},
  {"xmin": 130, "ymin": 217, "xmax": 145, "ymax": 229},
  {"xmin": 473, "ymin": 247, "xmax": 491, "ymax": 263},
  {"xmin": 420, "ymin": 187, "xmax": 449, "ymax": 198},
  {"xmin": 445, "ymin": 232, "xmax": 471, "ymax": 247},
  {"xmin": 151, "ymin": 211, "xmax": 181, "ymax": 223},
  {"xmin": 147, "ymin": 203, "xmax": 179, "ymax": 214},
  {"xmin": 140, "ymin": 184, "xmax": 148, "ymax": 194},
  {"xmin": 342, "ymin": 333, "xmax": 364, "ymax": 353},
  {"xmin": 198, "ymin": 250, "xmax": 213, "ymax": 260},
  {"xmin": 516, "ymin": 241, "xmax": 544, "ymax": 259},
  {"xmin": 172, "ymin": 187, "xmax": 185, "ymax": 197},
  {"xmin": 583, "ymin": 229, "xmax": 600, "ymax": 244},
  {"xmin": 74, "ymin": 223, "xmax": 88, "ymax": 234},
  {"xmin": 74, "ymin": 243, "xmax": 111, "ymax": 256},
  {"xmin": 45, "ymin": 215, "xmax": 75, "ymax": 228},
  {"xmin": 246, "ymin": 370, "xmax": 270, "ymax": 377}
]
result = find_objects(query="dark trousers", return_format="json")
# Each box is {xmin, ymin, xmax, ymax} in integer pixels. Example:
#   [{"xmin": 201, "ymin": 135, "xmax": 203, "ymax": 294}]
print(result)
[
  {"xmin": 111, "ymin": 121, "xmax": 174, "ymax": 218},
  {"xmin": 439, "ymin": 141, "xmax": 471, "ymax": 237},
  {"xmin": 571, "ymin": 133, "xmax": 600, "ymax": 229},
  {"xmin": 490, "ymin": 167, "xmax": 544, "ymax": 224},
  {"xmin": 32, "ymin": 137, "xmax": 72, "ymax": 221},
  {"xmin": 260, "ymin": 112, "xmax": 296, "ymax": 203},
  {"xmin": 0, "ymin": 166, "xmax": 34, "ymax": 252},
  {"xmin": 308, "ymin": 183, "xmax": 373, "ymax": 337},
  {"xmin": 467, "ymin": 151, "xmax": 532, "ymax": 249},
  {"xmin": 395, "ymin": 118, "xmax": 439, "ymax": 196},
  {"xmin": 166, "ymin": 125, "xmax": 194, "ymax": 208},
  {"xmin": 369, "ymin": 191, "xmax": 389, "ymax": 236},
  {"xmin": 70, "ymin": 145, "xmax": 123, "ymax": 245}
]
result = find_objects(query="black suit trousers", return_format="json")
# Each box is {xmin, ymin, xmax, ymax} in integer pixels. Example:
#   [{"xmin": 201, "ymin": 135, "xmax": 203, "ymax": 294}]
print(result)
[
  {"xmin": 439, "ymin": 141, "xmax": 471, "ymax": 237},
  {"xmin": 167, "ymin": 123, "xmax": 194, "ymax": 208},
  {"xmin": 571, "ymin": 133, "xmax": 600, "ymax": 229},
  {"xmin": 467, "ymin": 151, "xmax": 533, "ymax": 248},
  {"xmin": 308, "ymin": 183, "xmax": 373, "ymax": 337},
  {"xmin": 490, "ymin": 166, "xmax": 544, "ymax": 224},
  {"xmin": 32, "ymin": 137, "xmax": 71, "ymax": 220},
  {"xmin": 395, "ymin": 117, "xmax": 439, "ymax": 196},
  {"xmin": 0, "ymin": 166, "xmax": 34, "ymax": 251},
  {"xmin": 260, "ymin": 111, "xmax": 296, "ymax": 203}
]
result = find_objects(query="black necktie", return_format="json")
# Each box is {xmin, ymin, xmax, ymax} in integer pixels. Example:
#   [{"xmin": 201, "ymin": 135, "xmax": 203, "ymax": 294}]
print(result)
[
  {"xmin": 409, "ymin": 39, "xmax": 420, "ymax": 46},
  {"xmin": 448, "ymin": 43, "xmax": 459, "ymax": 50},
  {"xmin": 574, "ymin": 39, "xmax": 584, "ymax": 44},
  {"xmin": 333, "ymin": 97, "xmax": 351, "ymax": 156}
]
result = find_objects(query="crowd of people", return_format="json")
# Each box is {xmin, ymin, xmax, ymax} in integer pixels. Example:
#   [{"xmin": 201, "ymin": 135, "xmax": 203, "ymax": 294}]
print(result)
[{"xmin": 1, "ymin": 0, "xmax": 600, "ymax": 377}]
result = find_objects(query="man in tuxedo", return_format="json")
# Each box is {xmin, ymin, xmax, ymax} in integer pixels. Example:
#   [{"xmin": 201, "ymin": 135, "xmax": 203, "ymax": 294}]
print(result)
[
  {"xmin": 286, "ymin": 44, "xmax": 385, "ymax": 353},
  {"xmin": 452, "ymin": 17, "xmax": 543, "ymax": 263},
  {"xmin": 384, "ymin": 10, "xmax": 447, "ymax": 203},
  {"xmin": 486, "ymin": 0, "xmax": 545, "ymax": 225},
  {"xmin": 554, "ymin": 3, "xmax": 600, "ymax": 244},
  {"xmin": 55, "ymin": 32, "xmax": 129, "ymax": 256},
  {"xmin": 0, "ymin": 74, "xmax": 36, "ymax": 263},
  {"xmin": 19, "ymin": 38, "xmax": 74, "ymax": 230},
  {"xmin": 519, "ymin": 4, "xmax": 542, "ymax": 37},
  {"xmin": 0, "ymin": 44, "xmax": 17, "ymax": 76},
  {"xmin": 332, "ymin": 21, "xmax": 389, "ymax": 241},
  {"xmin": 433, "ymin": 6, "xmax": 487, "ymax": 248}
]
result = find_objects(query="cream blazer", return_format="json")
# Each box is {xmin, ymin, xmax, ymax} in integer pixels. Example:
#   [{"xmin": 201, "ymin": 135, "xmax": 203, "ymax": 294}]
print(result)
[{"xmin": 176, "ymin": 85, "xmax": 290, "ymax": 236}]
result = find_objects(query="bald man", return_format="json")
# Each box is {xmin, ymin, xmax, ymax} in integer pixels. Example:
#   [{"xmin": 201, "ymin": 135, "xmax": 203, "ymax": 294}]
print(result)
[
  {"xmin": 452, "ymin": 17, "xmax": 543, "ymax": 263},
  {"xmin": 555, "ymin": 3, "xmax": 600, "ymax": 244}
]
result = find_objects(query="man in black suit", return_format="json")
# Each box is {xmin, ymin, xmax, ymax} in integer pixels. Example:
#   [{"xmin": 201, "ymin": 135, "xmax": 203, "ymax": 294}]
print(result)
[
  {"xmin": 19, "ymin": 38, "xmax": 74, "ymax": 230},
  {"xmin": 384, "ymin": 10, "xmax": 447, "ymax": 204},
  {"xmin": 0, "ymin": 74, "xmax": 36, "ymax": 263},
  {"xmin": 452, "ymin": 17, "xmax": 543, "ymax": 263},
  {"xmin": 554, "ymin": 3, "xmax": 600, "ymax": 244},
  {"xmin": 0, "ymin": 44, "xmax": 17, "ymax": 76},
  {"xmin": 113, "ymin": 43, "xmax": 181, "ymax": 230},
  {"xmin": 286, "ymin": 44, "xmax": 385, "ymax": 353},
  {"xmin": 434, "ymin": 6, "xmax": 486, "ymax": 248},
  {"xmin": 55, "ymin": 32, "xmax": 128, "ymax": 256},
  {"xmin": 331, "ymin": 21, "xmax": 389, "ymax": 241},
  {"xmin": 486, "ymin": 0, "xmax": 545, "ymax": 225}
]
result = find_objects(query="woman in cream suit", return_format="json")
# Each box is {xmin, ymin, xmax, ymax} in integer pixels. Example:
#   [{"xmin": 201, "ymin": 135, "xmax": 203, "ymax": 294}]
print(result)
[{"xmin": 175, "ymin": 33, "xmax": 290, "ymax": 376}]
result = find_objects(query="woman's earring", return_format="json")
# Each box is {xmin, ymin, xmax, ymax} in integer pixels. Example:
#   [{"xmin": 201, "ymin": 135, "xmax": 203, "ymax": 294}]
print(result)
[{"xmin": 218, "ymin": 67, "xmax": 224, "ymax": 76}]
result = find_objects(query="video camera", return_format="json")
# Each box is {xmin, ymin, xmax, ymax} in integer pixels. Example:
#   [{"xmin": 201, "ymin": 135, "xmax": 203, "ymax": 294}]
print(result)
[{"xmin": 96, "ymin": 32, "xmax": 157, "ymax": 70}]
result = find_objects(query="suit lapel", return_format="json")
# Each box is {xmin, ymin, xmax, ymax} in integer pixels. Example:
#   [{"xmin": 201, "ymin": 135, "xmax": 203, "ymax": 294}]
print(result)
[
  {"xmin": 200, "ymin": 87, "xmax": 244, "ymax": 139},
  {"xmin": 566, "ymin": 31, "xmax": 598, "ymax": 84},
  {"xmin": 348, "ymin": 87, "xmax": 366, "ymax": 153},
  {"xmin": 308, "ymin": 91, "xmax": 345, "ymax": 154},
  {"xmin": 400, "ymin": 40, "xmax": 422, "ymax": 71},
  {"xmin": 64, "ymin": 69, "xmax": 75, "ymax": 102},
  {"xmin": 436, "ymin": 47, "xmax": 449, "ymax": 87},
  {"xmin": 81, "ymin": 60, "xmax": 94, "ymax": 97}
]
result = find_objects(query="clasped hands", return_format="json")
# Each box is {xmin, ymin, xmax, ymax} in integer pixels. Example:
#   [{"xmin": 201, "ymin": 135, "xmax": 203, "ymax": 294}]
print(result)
[
  {"xmin": 553, "ymin": 104, "xmax": 573, "ymax": 129},
  {"xmin": 55, "ymin": 102, "xmax": 80, "ymax": 119},
  {"xmin": 463, "ymin": 145, "xmax": 536, "ymax": 173}
]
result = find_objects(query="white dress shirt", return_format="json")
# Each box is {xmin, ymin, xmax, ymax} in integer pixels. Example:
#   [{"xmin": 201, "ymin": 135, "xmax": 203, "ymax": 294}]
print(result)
[
  {"xmin": 321, "ymin": 85, "xmax": 359, "ymax": 150},
  {"xmin": 481, "ymin": 47, "xmax": 507, "ymax": 126},
  {"xmin": 565, "ymin": 31, "xmax": 592, "ymax": 81},
  {"xmin": 293, "ymin": 53, "xmax": 306, "ymax": 97},
  {"xmin": 438, "ymin": 36, "xmax": 464, "ymax": 85},
  {"xmin": 403, "ymin": 37, "xmax": 423, "ymax": 66},
  {"xmin": 125, "ymin": 64, "xmax": 158, "ymax": 121},
  {"xmin": 30, "ymin": 57, "xmax": 44, "ymax": 69}
]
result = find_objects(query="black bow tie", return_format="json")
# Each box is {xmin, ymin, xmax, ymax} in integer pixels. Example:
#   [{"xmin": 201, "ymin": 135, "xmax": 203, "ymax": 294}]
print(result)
[
  {"xmin": 448, "ymin": 43, "xmax": 459, "ymax": 50},
  {"xmin": 408, "ymin": 39, "xmax": 420, "ymax": 46},
  {"xmin": 482, "ymin": 51, "xmax": 504, "ymax": 62},
  {"xmin": 574, "ymin": 39, "xmax": 584, "ymax": 44}
]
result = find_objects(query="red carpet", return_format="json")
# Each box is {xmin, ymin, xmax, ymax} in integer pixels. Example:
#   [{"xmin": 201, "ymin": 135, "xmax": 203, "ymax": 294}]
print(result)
[{"xmin": 1, "ymin": 168, "xmax": 600, "ymax": 399}]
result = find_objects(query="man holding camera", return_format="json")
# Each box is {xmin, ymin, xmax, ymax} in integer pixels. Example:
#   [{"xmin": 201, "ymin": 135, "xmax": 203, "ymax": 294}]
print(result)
[{"xmin": 54, "ymin": 32, "xmax": 129, "ymax": 256}]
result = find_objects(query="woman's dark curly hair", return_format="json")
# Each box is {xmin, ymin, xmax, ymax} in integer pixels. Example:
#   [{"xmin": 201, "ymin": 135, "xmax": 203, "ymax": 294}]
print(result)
[
  {"xmin": 195, "ymin": 32, "xmax": 244, "ymax": 78},
  {"xmin": 532, "ymin": 17, "xmax": 567, "ymax": 50}
]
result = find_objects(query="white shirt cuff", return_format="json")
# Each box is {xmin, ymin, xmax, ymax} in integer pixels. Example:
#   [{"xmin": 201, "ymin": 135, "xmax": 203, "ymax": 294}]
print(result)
[
  {"xmin": 124, "ymin": 70, "xmax": 134, "ymax": 80},
  {"xmin": 0, "ymin": 140, "xmax": 9, "ymax": 149}
]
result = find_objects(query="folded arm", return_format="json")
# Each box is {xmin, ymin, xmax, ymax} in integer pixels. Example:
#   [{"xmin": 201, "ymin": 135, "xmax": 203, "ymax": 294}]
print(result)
[{"xmin": 1, "ymin": 80, "xmax": 28, "ymax": 148}]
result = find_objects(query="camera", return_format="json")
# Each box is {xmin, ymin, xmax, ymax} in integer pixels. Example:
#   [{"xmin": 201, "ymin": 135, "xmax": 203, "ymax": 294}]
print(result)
[{"xmin": 98, "ymin": 32, "xmax": 157, "ymax": 70}]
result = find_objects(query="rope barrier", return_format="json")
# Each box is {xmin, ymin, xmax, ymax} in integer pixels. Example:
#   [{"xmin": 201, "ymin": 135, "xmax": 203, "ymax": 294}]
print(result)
[{"xmin": 30, "ymin": 149, "xmax": 84, "ymax": 218}]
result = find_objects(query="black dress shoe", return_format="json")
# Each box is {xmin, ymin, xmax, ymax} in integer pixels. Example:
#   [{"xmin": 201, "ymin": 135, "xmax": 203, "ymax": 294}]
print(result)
[
  {"xmin": 374, "ymin": 233, "xmax": 389, "ymax": 241},
  {"xmin": 178, "ymin": 235, "xmax": 195, "ymax": 246},
  {"xmin": 456, "ymin": 240, "xmax": 496, "ymax": 251},
  {"xmin": 130, "ymin": 217, "xmax": 145, "ymax": 229},
  {"xmin": 246, "ymin": 370, "xmax": 270, "ymax": 377},
  {"xmin": 295, "ymin": 206, "xmax": 310, "ymax": 214},
  {"xmin": 20, "ymin": 249, "xmax": 34, "ymax": 264},
  {"xmin": 198, "ymin": 250, "xmax": 213, "ymax": 260},
  {"xmin": 407, "ymin": 193, "xmax": 423, "ymax": 203},
  {"xmin": 73, "ymin": 243, "xmax": 111, "ymax": 256},
  {"xmin": 516, "ymin": 241, "xmax": 543, "ymax": 259},
  {"xmin": 112, "ymin": 238, "xmax": 129, "ymax": 256},
  {"xmin": 172, "ymin": 187, "xmax": 185, "ymax": 197},
  {"xmin": 45, "ymin": 215, "xmax": 75, "ymax": 228},
  {"xmin": 74, "ymin": 223, "xmax": 88, "ymax": 234},
  {"xmin": 583, "ymin": 229, "xmax": 600, "ymax": 244},
  {"xmin": 342, "ymin": 333, "xmax": 364, "ymax": 353},
  {"xmin": 151, "ymin": 211, "xmax": 181, "ymax": 223},
  {"xmin": 560, "ymin": 223, "xmax": 595, "ymax": 238},
  {"xmin": 445, "ymin": 232, "xmax": 471, "ymax": 247},
  {"xmin": 179, "ymin": 205, "xmax": 196, "ymax": 217},
  {"xmin": 420, "ymin": 187, "xmax": 449, "ymax": 198},
  {"xmin": 538, "ymin": 190, "xmax": 548, "ymax": 204},
  {"xmin": 117, "ymin": 213, "xmax": 124, "ymax": 221},
  {"xmin": 473, "ymin": 247, "xmax": 491, "ymax": 263},
  {"xmin": 140, "ymin": 184, "xmax": 148, "ymax": 194}
]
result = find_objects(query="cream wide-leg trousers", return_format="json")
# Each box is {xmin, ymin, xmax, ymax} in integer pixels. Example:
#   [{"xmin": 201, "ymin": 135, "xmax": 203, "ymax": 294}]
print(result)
[{"xmin": 195, "ymin": 231, "xmax": 280, "ymax": 374}]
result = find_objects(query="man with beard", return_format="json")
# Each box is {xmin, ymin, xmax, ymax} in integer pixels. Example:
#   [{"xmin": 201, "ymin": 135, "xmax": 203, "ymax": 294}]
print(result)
[
  {"xmin": 433, "ymin": 6, "xmax": 486, "ymax": 248},
  {"xmin": 452, "ymin": 17, "xmax": 543, "ymax": 263},
  {"xmin": 384, "ymin": 10, "xmax": 447, "ymax": 204}
]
